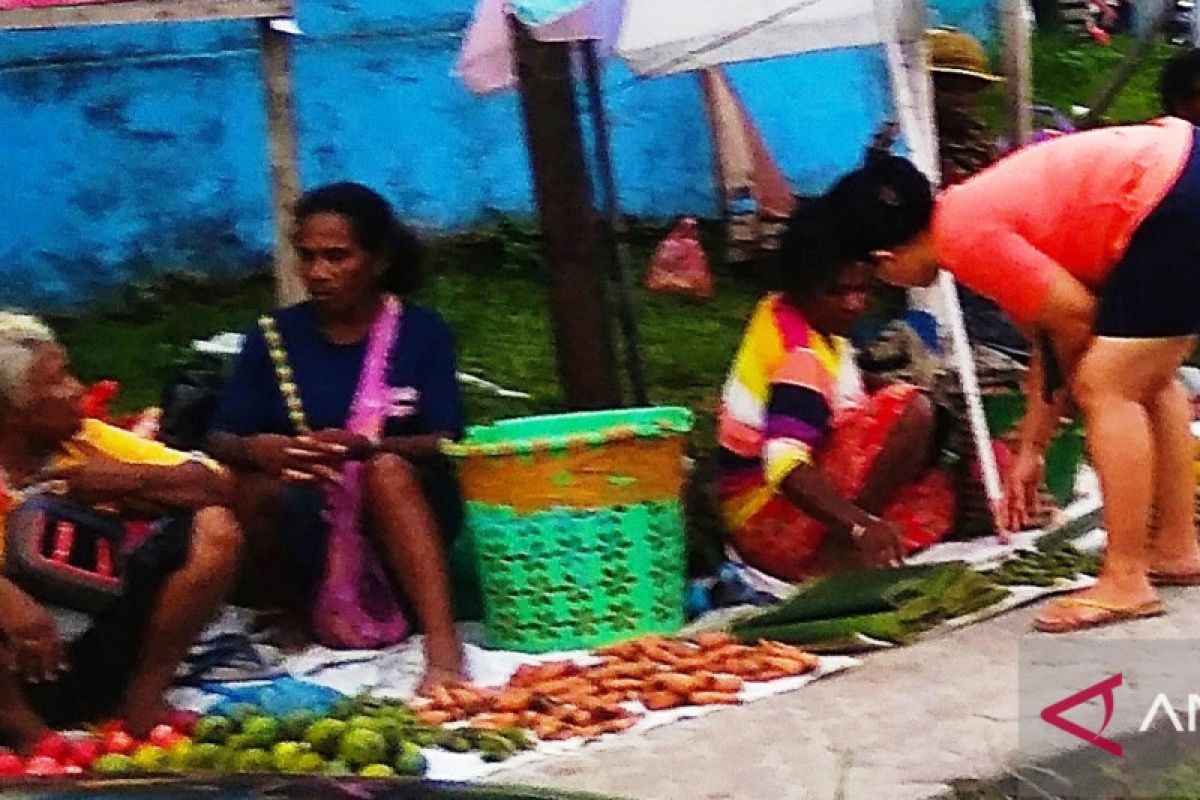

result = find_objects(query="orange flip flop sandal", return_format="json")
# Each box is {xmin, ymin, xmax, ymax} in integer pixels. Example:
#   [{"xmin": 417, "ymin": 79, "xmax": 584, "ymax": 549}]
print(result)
[
  {"xmin": 1149, "ymin": 570, "xmax": 1200, "ymax": 587},
  {"xmin": 1034, "ymin": 597, "xmax": 1165, "ymax": 634}
]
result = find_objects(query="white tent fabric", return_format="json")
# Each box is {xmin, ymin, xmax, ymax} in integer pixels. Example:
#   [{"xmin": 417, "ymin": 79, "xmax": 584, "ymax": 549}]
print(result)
[
  {"xmin": 455, "ymin": 0, "xmax": 1006, "ymax": 525},
  {"xmin": 617, "ymin": 0, "xmax": 927, "ymax": 77},
  {"xmin": 616, "ymin": 0, "xmax": 1005, "ymax": 521}
]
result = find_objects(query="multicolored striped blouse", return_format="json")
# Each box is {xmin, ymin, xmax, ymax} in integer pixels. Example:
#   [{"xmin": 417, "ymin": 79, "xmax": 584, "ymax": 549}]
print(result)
[{"xmin": 716, "ymin": 294, "xmax": 865, "ymax": 531}]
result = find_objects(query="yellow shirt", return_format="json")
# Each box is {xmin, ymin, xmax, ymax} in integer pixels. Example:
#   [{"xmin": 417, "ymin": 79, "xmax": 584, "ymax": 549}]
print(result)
[{"xmin": 0, "ymin": 419, "xmax": 220, "ymax": 557}]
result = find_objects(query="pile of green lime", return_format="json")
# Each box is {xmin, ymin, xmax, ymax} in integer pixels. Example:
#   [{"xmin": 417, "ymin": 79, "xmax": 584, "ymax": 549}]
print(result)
[{"xmin": 180, "ymin": 695, "xmax": 533, "ymax": 779}]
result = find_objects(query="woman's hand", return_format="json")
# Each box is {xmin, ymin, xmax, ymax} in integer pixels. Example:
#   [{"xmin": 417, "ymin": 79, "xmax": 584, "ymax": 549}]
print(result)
[
  {"xmin": 309, "ymin": 429, "xmax": 376, "ymax": 462},
  {"xmin": 852, "ymin": 517, "xmax": 905, "ymax": 568},
  {"xmin": 0, "ymin": 581, "xmax": 65, "ymax": 684},
  {"xmin": 243, "ymin": 434, "xmax": 348, "ymax": 485},
  {"xmin": 999, "ymin": 448, "xmax": 1045, "ymax": 533}
]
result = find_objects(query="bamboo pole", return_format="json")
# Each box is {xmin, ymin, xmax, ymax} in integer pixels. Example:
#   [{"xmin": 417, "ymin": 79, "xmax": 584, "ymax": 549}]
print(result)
[{"xmin": 1001, "ymin": 0, "xmax": 1034, "ymax": 146}]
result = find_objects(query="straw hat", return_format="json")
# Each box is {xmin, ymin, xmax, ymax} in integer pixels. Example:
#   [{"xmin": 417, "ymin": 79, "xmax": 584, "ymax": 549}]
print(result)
[{"xmin": 926, "ymin": 26, "xmax": 1004, "ymax": 84}]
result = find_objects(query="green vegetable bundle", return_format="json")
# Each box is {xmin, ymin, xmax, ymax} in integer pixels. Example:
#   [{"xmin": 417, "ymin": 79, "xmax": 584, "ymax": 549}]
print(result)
[
  {"xmin": 732, "ymin": 562, "xmax": 1008, "ymax": 647},
  {"xmin": 986, "ymin": 544, "xmax": 1099, "ymax": 587}
]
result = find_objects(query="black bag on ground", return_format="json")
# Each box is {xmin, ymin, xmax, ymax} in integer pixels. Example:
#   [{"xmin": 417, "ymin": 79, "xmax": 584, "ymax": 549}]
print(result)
[{"xmin": 158, "ymin": 352, "xmax": 228, "ymax": 452}]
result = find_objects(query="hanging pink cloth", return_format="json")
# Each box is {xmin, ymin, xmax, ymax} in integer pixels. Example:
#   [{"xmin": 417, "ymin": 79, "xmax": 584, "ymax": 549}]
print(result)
[{"xmin": 311, "ymin": 296, "xmax": 410, "ymax": 649}]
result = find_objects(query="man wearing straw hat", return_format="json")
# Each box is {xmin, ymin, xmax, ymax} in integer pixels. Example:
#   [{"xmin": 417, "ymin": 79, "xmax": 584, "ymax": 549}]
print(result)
[{"xmin": 927, "ymin": 27, "xmax": 1004, "ymax": 187}]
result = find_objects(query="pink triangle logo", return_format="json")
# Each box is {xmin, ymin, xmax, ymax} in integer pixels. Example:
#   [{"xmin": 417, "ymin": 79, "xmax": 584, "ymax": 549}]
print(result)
[{"xmin": 1040, "ymin": 673, "xmax": 1124, "ymax": 757}]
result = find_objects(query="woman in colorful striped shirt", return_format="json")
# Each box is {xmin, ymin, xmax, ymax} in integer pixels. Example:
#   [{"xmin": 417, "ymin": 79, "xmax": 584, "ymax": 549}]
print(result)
[{"xmin": 716, "ymin": 200, "xmax": 955, "ymax": 583}]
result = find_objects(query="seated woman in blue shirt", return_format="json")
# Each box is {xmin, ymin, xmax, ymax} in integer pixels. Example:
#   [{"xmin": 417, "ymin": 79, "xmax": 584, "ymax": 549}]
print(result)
[{"xmin": 208, "ymin": 183, "xmax": 464, "ymax": 688}]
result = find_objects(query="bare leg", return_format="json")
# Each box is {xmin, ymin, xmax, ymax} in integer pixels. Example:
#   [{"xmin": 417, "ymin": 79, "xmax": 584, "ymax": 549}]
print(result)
[
  {"xmin": 1147, "ymin": 375, "xmax": 1200, "ymax": 575},
  {"xmin": 229, "ymin": 472, "xmax": 292, "ymax": 610},
  {"xmin": 122, "ymin": 507, "xmax": 242, "ymax": 735},
  {"xmin": 362, "ymin": 454, "xmax": 462, "ymax": 689},
  {"xmin": 0, "ymin": 651, "xmax": 47, "ymax": 752},
  {"xmin": 855, "ymin": 392, "xmax": 936, "ymax": 514},
  {"xmin": 1037, "ymin": 337, "xmax": 1193, "ymax": 629}
]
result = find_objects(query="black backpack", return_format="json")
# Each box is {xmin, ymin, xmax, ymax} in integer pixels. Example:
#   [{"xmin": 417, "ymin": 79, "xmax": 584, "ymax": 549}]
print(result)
[{"xmin": 158, "ymin": 352, "xmax": 230, "ymax": 452}]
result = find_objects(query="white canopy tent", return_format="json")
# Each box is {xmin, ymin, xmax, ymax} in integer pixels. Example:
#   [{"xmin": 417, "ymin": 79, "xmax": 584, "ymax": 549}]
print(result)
[
  {"xmin": 456, "ymin": 0, "xmax": 1006, "ymax": 530},
  {"xmin": 615, "ymin": 0, "xmax": 1004, "ymax": 525}
]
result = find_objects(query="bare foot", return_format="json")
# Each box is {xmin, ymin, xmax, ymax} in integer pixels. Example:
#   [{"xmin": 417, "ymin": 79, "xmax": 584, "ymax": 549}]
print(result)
[
  {"xmin": 1149, "ymin": 536, "xmax": 1200, "ymax": 578},
  {"xmin": 419, "ymin": 633, "xmax": 465, "ymax": 694},
  {"xmin": 0, "ymin": 717, "xmax": 48, "ymax": 755},
  {"xmin": 249, "ymin": 610, "xmax": 311, "ymax": 652},
  {"xmin": 121, "ymin": 694, "xmax": 170, "ymax": 739}
]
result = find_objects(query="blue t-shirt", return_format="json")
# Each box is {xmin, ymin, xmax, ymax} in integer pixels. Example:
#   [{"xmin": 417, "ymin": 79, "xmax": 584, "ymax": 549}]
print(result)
[{"xmin": 212, "ymin": 301, "xmax": 464, "ymax": 439}]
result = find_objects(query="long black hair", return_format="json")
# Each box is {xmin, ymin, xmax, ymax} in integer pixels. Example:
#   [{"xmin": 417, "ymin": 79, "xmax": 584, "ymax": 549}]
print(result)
[
  {"xmin": 294, "ymin": 182, "xmax": 424, "ymax": 295},
  {"xmin": 774, "ymin": 150, "xmax": 934, "ymax": 298}
]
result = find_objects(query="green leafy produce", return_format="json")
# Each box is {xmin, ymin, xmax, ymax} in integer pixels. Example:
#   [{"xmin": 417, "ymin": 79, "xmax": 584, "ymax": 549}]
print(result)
[
  {"xmin": 735, "ymin": 611, "xmax": 912, "ymax": 646},
  {"xmin": 737, "ymin": 563, "xmax": 957, "ymax": 628},
  {"xmin": 734, "ymin": 563, "xmax": 1010, "ymax": 646},
  {"xmin": 987, "ymin": 545, "xmax": 1100, "ymax": 587}
]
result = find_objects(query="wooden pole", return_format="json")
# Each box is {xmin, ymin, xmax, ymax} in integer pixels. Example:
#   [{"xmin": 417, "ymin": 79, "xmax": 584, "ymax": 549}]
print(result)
[
  {"xmin": 512, "ymin": 19, "xmax": 623, "ymax": 410},
  {"xmin": 1001, "ymin": 0, "xmax": 1033, "ymax": 146},
  {"xmin": 258, "ymin": 18, "xmax": 306, "ymax": 306},
  {"xmin": 580, "ymin": 41, "xmax": 649, "ymax": 407}
]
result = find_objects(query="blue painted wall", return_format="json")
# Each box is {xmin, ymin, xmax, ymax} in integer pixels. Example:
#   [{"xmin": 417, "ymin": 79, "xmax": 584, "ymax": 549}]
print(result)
[{"xmin": 0, "ymin": 0, "xmax": 994, "ymax": 307}]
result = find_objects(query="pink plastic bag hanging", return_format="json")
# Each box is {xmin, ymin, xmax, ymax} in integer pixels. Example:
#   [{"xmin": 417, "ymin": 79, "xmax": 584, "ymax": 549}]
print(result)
[{"xmin": 645, "ymin": 218, "xmax": 714, "ymax": 299}]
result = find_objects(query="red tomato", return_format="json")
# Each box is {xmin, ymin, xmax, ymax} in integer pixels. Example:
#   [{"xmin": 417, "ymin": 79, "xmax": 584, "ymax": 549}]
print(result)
[
  {"xmin": 0, "ymin": 753, "xmax": 23, "ymax": 776},
  {"xmin": 23, "ymin": 756, "xmax": 62, "ymax": 777},
  {"xmin": 148, "ymin": 725, "xmax": 183, "ymax": 750},
  {"xmin": 162, "ymin": 709, "xmax": 199, "ymax": 736},
  {"xmin": 102, "ymin": 730, "xmax": 136, "ymax": 756},
  {"xmin": 68, "ymin": 738, "xmax": 102, "ymax": 768},
  {"xmin": 97, "ymin": 720, "xmax": 126, "ymax": 736},
  {"xmin": 31, "ymin": 734, "xmax": 71, "ymax": 763}
]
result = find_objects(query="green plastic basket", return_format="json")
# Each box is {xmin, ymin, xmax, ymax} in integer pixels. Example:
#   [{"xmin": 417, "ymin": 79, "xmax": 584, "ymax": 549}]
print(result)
[
  {"xmin": 446, "ymin": 407, "xmax": 693, "ymax": 653},
  {"xmin": 468, "ymin": 501, "xmax": 687, "ymax": 652}
]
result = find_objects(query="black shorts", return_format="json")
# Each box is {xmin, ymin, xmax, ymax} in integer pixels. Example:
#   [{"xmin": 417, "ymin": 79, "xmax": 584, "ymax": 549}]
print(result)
[
  {"xmin": 1095, "ymin": 125, "xmax": 1200, "ymax": 338},
  {"xmin": 21, "ymin": 515, "xmax": 193, "ymax": 727}
]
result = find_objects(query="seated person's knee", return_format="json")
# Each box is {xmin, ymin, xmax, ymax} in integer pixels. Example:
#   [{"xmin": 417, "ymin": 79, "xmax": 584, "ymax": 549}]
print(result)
[
  {"xmin": 364, "ymin": 452, "xmax": 419, "ymax": 494},
  {"xmin": 190, "ymin": 506, "xmax": 243, "ymax": 567}
]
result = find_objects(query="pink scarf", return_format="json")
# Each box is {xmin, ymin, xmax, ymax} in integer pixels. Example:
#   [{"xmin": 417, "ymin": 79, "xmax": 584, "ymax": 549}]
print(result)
[{"xmin": 311, "ymin": 296, "xmax": 410, "ymax": 649}]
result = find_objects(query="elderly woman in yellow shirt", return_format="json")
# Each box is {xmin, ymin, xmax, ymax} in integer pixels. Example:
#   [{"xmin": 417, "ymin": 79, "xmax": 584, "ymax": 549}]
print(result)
[{"xmin": 0, "ymin": 312, "xmax": 241, "ymax": 752}]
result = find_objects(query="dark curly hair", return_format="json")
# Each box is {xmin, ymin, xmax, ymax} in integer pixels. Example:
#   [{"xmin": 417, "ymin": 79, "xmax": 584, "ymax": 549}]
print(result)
[
  {"xmin": 774, "ymin": 154, "xmax": 934, "ymax": 299},
  {"xmin": 294, "ymin": 182, "xmax": 424, "ymax": 295}
]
